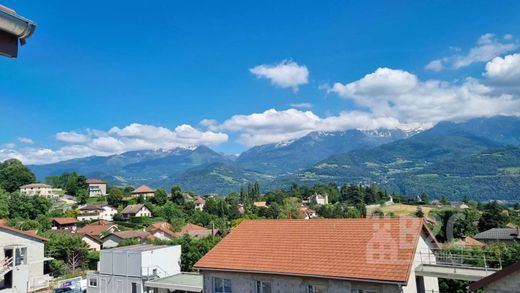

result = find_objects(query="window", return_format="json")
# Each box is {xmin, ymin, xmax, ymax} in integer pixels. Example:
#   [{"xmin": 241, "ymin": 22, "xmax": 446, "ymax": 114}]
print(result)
[
  {"xmin": 308, "ymin": 285, "xmax": 327, "ymax": 293},
  {"xmin": 213, "ymin": 277, "xmax": 232, "ymax": 293},
  {"xmin": 89, "ymin": 278, "xmax": 98, "ymax": 287},
  {"xmin": 15, "ymin": 247, "xmax": 27, "ymax": 266},
  {"xmin": 131, "ymin": 282, "xmax": 138, "ymax": 293},
  {"xmin": 256, "ymin": 281, "xmax": 271, "ymax": 293}
]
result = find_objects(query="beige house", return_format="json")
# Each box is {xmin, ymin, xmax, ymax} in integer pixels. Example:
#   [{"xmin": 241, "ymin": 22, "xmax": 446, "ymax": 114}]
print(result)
[
  {"xmin": 121, "ymin": 204, "xmax": 152, "ymax": 220},
  {"xmin": 0, "ymin": 224, "xmax": 53, "ymax": 292},
  {"xmin": 195, "ymin": 218, "xmax": 440, "ymax": 293},
  {"xmin": 131, "ymin": 185, "xmax": 155, "ymax": 198},
  {"xmin": 19, "ymin": 183, "xmax": 58, "ymax": 198},
  {"xmin": 86, "ymin": 179, "xmax": 107, "ymax": 197}
]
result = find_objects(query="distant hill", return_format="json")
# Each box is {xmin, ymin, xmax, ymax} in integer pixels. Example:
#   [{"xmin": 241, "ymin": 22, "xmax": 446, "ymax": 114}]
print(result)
[
  {"xmin": 236, "ymin": 129, "xmax": 410, "ymax": 174},
  {"xmin": 296, "ymin": 116, "xmax": 520, "ymax": 200},
  {"xmin": 29, "ymin": 145, "xmax": 231, "ymax": 186},
  {"xmin": 28, "ymin": 116, "xmax": 520, "ymax": 200}
]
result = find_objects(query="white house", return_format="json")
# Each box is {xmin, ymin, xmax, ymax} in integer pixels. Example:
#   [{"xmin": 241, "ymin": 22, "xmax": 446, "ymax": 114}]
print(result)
[
  {"xmin": 121, "ymin": 204, "xmax": 152, "ymax": 220},
  {"xmin": 86, "ymin": 179, "xmax": 107, "ymax": 197},
  {"xmin": 194, "ymin": 197, "xmax": 206, "ymax": 211},
  {"xmin": 195, "ymin": 218, "xmax": 440, "ymax": 293},
  {"xmin": 19, "ymin": 183, "xmax": 59, "ymax": 198},
  {"xmin": 309, "ymin": 193, "xmax": 328, "ymax": 205},
  {"xmin": 86, "ymin": 244, "xmax": 181, "ymax": 293},
  {"xmin": 0, "ymin": 224, "xmax": 53, "ymax": 292},
  {"xmin": 78, "ymin": 204, "xmax": 118, "ymax": 222}
]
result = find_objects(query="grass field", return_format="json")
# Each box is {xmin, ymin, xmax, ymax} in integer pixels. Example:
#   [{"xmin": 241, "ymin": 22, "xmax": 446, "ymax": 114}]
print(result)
[{"xmin": 367, "ymin": 203, "xmax": 433, "ymax": 216}]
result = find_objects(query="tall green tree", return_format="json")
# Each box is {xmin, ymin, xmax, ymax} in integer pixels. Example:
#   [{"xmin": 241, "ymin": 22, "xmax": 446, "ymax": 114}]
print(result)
[
  {"xmin": 0, "ymin": 159, "xmax": 36, "ymax": 192},
  {"xmin": 171, "ymin": 185, "xmax": 184, "ymax": 205},
  {"xmin": 107, "ymin": 187, "xmax": 124, "ymax": 207},
  {"xmin": 479, "ymin": 201, "xmax": 509, "ymax": 231},
  {"xmin": 153, "ymin": 188, "xmax": 168, "ymax": 205}
]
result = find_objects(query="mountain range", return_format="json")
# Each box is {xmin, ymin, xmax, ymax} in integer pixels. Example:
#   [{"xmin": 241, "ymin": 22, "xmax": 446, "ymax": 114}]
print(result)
[{"xmin": 29, "ymin": 116, "xmax": 520, "ymax": 200}]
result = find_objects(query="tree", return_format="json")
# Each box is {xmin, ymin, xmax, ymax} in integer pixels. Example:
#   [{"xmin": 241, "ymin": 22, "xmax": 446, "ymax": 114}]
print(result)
[
  {"xmin": 75, "ymin": 189, "xmax": 88, "ymax": 205},
  {"xmin": 203, "ymin": 197, "xmax": 229, "ymax": 218},
  {"xmin": 107, "ymin": 188, "xmax": 124, "ymax": 207},
  {"xmin": 479, "ymin": 201, "xmax": 509, "ymax": 231},
  {"xmin": 46, "ymin": 233, "xmax": 89, "ymax": 274},
  {"xmin": 0, "ymin": 189, "xmax": 9, "ymax": 218},
  {"xmin": 171, "ymin": 185, "xmax": 184, "ymax": 205},
  {"xmin": 420, "ymin": 192, "xmax": 430, "ymax": 205},
  {"xmin": 0, "ymin": 159, "xmax": 36, "ymax": 192},
  {"xmin": 7, "ymin": 193, "xmax": 51, "ymax": 219},
  {"xmin": 153, "ymin": 188, "xmax": 168, "ymax": 205},
  {"xmin": 46, "ymin": 172, "xmax": 87, "ymax": 196}
]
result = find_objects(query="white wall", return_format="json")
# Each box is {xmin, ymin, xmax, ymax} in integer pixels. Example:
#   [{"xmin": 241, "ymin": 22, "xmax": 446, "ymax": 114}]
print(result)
[{"xmin": 401, "ymin": 231, "xmax": 439, "ymax": 293}]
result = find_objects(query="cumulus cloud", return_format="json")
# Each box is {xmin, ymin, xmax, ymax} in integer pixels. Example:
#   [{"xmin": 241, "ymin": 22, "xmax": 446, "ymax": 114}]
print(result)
[
  {"xmin": 426, "ymin": 33, "xmax": 518, "ymax": 71},
  {"xmin": 485, "ymin": 53, "xmax": 520, "ymax": 84},
  {"xmin": 17, "ymin": 137, "xmax": 33, "ymax": 144},
  {"xmin": 330, "ymin": 67, "xmax": 520, "ymax": 125},
  {"xmin": 56, "ymin": 131, "xmax": 90, "ymax": 143},
  {"xmin": 1, "ymin": 123, "xmax": 228, "ymax": 164},
  {"xmin": 249, "ymin": 60, "xmax": 309, "ymax": 91}
]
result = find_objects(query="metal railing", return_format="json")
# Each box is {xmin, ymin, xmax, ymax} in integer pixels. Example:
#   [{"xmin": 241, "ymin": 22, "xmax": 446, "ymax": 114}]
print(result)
[{"xmin": 417, "ymin": 248, "xmax": 502, "ymax": 271}]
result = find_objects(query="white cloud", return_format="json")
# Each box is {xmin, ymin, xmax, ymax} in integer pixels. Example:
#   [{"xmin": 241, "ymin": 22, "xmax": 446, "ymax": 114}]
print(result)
[
  {"xmin": 330, "ymin": 67, "xmax": 520, "ymax": 125},
  {"xmin": 1, "ymin": 123, "xmax": 228, "ymax": 164},
  {"xmin": 56, "ymin": 131, "xmax": 90, "ymax": 143},
  {"xmin": 249, "ymin": 60, "xmax": 309, "ymax": 91},
  {"xmin": 425, "ymin": 59, "xmax": 444, "ymax": 72},
  {"xmin": 426, "ymin": 33, "xmax": 518, "ymax": 71},
  {"xmin": 485, "ymin": 53, "xmax": 520, "ymax": 84},
  {"xmin": 289, "ymin": 102, "xmax": 313, "ymax": 109},
  {"xmin": 17, "ymin": 137, "xmax": 33, "ymax": 144}
]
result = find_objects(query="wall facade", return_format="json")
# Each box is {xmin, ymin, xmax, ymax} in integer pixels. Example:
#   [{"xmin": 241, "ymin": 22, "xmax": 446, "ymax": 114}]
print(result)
[{"xmin": 201, "ymin": 271, "xmax": 402, "ymax": 293}]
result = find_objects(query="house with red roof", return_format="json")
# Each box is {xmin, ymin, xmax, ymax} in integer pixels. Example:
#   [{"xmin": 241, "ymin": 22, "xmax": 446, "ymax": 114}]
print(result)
[
  {"xmin": 52, "ymin": 217, "xmax": 78, "ymax": 231},
  {"xmin": 195, "ymin": 217, "xmax": 440, "ymax": 293},
  {"xmin": 131, "ymin": 185, "xmax": 155, "ymax": 198},
  {"xmin": 194, "ymin": 196, "xmax": 206, "ymax": 211},
  {"xmin": 86, "ymin": 179, "xmax": 107, "ymax": 197}
]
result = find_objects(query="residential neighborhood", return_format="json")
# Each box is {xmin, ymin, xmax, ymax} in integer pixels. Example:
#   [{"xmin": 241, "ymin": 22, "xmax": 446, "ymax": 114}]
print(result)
[{"xmin": 2, "ymin": 1, "xmax": 520, "ymax": 293}]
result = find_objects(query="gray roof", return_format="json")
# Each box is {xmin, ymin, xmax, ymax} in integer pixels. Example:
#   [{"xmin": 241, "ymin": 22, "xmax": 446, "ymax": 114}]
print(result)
[
  {"xmin": 474, "ymin": 228, "xmax": 520, "ymax": 240},
  {"xmin": 121, "ymin": 204, "xmax": 147, "ymax": 214},
  {"xmin": 145, "ymin": 273, "xmax": 202, "ymax": 292}
]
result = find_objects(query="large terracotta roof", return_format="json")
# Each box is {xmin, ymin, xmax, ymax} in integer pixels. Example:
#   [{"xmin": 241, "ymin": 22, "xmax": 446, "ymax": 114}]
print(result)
[
  {"xmin": 131, "ymin": 185, "xmax": 154, "ymax": 194},
  {"xmin": 52, "ymin": 217, "xmax": 78, "ymax": 225},
  {"xmin": 195, "ymin": 218, "xmax": 433, "ymax": 283}
]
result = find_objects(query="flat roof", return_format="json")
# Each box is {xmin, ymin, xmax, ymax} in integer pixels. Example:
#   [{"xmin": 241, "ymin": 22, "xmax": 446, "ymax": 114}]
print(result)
[
  {"xmin": 109, "ymin": 244, "xmax": 168, "ymax": 252},
  {"xmin": 145, "ymin": 273, "xmax": 202, "ymax": 292}
]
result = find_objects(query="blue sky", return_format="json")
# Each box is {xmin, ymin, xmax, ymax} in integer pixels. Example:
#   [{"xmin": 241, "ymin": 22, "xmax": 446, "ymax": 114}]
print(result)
[{"xmin": 2, "ymin": 0, "xmax": 520, "ymax": 164}]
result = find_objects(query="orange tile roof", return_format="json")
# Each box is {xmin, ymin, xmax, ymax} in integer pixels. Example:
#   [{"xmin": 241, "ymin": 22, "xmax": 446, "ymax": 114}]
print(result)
[
  {"xmin": 131, "ymin": 185, "xmax": 154, "ymax": 194},
  {"xmin": 194, "ymin": 196, "xmax": 206, "ymax": 204},
  {"xmin": 78, "ymin": 220, "xmax": 117, "ymax": 236},
  {"xmin": 53, "ymin": 217, "xmax": 78, "ymax": 225},
  {"xmin": 86, "ymin": 179, "xmax": 106, "ymax": 184},
  {"xmin": 452, "ymin": 236, "xmax": 485, "ymax": 248},
  {"xmin": 195, "ymin": 218, "xmax": 434, "ymax": 283}
]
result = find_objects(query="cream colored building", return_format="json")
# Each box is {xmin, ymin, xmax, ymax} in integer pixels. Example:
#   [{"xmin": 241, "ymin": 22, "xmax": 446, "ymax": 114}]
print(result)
[{"xmin": 19, "ymin": 183, "xmax": 59, "ymax": 198}]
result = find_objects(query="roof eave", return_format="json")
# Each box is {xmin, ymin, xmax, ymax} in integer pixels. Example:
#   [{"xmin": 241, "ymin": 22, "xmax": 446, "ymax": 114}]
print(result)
[{"xmin": 194, "ymin": 267, "xmax": 407, "ymax": 285}]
